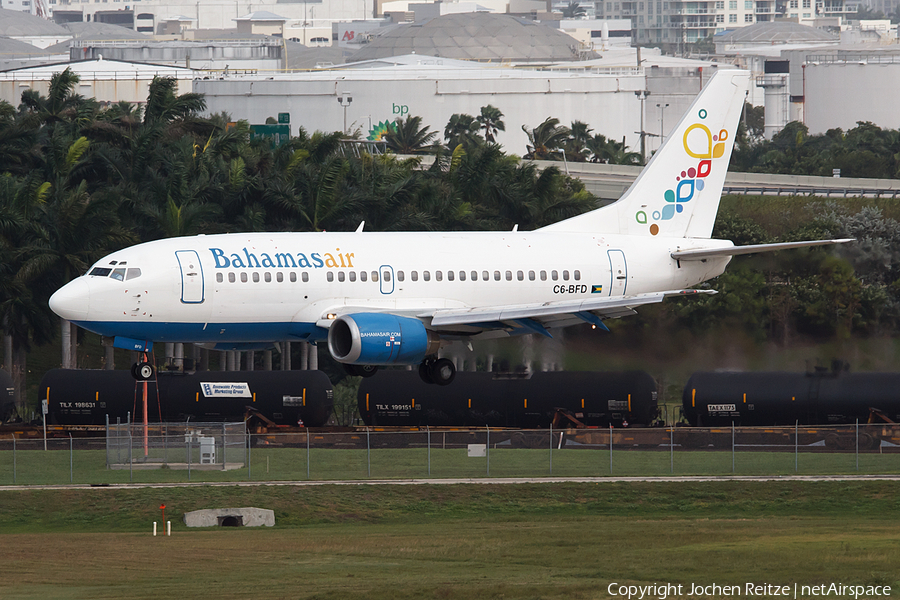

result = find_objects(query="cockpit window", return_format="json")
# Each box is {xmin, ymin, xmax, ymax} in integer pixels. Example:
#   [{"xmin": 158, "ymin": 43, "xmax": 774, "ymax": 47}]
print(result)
[
  {"xmin": 125, "ymin": 268, "xmax": 142, "ymax": 280},
  {"xmin": 89, "ymin": 268, "xmax": 112, "ymax": 277},
  {"xmin": 110, "ymin": 268, "xmax": 126, "ymax": 281}
]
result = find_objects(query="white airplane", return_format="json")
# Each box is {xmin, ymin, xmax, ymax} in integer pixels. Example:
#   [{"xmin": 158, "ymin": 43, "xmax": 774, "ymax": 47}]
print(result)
[{"xmin": 50, "ymin": 70, "xmax": 850, "ymax": 385}]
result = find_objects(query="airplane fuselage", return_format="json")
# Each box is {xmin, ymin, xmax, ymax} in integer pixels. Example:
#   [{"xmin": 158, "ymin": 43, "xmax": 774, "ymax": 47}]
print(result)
[{"xmin": 53, "ymin": 231, "xmax": 732, "ymax": 346}]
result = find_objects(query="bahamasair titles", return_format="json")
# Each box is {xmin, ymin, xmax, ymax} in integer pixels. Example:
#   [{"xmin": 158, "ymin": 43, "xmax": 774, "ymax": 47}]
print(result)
[{"xmin": 49, "ymin": 70, "xmax": 851, "ymax": 385}]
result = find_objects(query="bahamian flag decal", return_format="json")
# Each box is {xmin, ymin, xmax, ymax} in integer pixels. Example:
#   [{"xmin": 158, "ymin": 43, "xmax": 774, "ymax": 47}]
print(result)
[{"xmin": 591, "ymin": 284, "xmax": 603, "ymax": 294}]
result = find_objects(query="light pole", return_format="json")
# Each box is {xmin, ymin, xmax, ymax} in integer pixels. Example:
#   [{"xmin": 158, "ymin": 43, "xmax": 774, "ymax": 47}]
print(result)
[
  {"xmin": 634, "ymin": 90, "xmax": 650, "ymax": 165},
  {"xmin": 657, "ymin": 102, "xmax": 669, "ymax": 146},
  {"xmin": 337, "ymin": 92, "xmax": 352, "ymax": 135}
]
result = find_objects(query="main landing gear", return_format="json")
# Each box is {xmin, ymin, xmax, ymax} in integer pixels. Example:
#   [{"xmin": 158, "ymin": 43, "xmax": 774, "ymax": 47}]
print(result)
[
  {"xmin": 418, "ymin": 357, "xmax": 456, "ymax": 386},
  {"xmin": 130, "ymin": 354, "xmax": 156, "ymax": 381}
]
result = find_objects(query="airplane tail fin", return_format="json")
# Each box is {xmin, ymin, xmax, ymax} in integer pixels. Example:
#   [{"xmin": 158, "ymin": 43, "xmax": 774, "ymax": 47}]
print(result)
[{"xmin": 540, "ymin": 70, "xmax": 750, "ymax": 239}]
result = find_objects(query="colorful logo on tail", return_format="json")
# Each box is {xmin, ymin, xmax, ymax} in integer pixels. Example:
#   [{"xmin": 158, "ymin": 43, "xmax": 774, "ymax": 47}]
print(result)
[{"xmin": 635, "ymin": 108, "xmax": 730, "ymax": 236}]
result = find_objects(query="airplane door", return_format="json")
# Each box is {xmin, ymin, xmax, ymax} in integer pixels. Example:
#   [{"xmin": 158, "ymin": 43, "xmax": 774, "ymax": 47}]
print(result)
[
  {"xmin": 380, "ymin": 265, "xmax": 394, "ymax": 295},
  {"xmin": 175, "ymin": 250, "xmax": 205, "ymax": 303},
  {"xmin": 608, "ymin": 250, "xmax": 627, "ymax": 296}
]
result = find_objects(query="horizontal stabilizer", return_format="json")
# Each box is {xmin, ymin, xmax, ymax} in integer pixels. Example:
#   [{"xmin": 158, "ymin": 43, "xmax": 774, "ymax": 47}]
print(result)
[{"xmin": 671, "ymin": 239, "xmax": 854, "ymax": 261}]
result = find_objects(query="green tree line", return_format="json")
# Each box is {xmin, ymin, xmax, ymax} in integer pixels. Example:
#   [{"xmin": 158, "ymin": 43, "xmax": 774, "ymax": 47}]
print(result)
[{"xmin": 0, "ymin": 69, "xmax": 597, "ymax": 406}]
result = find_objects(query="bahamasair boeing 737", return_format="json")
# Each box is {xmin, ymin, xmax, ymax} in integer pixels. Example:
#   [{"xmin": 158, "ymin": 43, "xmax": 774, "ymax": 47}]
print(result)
[{"xmin": 49, "ymin": 70, "xmax": 850, "ymax": 385}]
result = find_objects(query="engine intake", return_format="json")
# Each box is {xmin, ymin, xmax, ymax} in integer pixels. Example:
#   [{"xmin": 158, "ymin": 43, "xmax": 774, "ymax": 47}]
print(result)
[{"xmin": 327, "ymin": 313, "xmax": 441, "ymax": 365}]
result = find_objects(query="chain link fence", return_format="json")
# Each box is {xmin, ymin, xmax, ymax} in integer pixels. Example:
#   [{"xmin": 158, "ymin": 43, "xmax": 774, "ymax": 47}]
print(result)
[{"xmin": 0, "ymin": 423, "xmax": 898, "ymax": 485}]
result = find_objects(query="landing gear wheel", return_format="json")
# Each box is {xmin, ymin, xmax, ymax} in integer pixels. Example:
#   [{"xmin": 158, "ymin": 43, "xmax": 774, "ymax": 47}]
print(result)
[
  {"xmin": 343, "ymin": 364, "xmax": 379, "ymax": 378},
  {"xmin": 418, "ymin": 361, "xmax": 434, "ymax": 384},
  {"xmin": 428, "ymin": 358, "xmax": 456, "ymax": 386},
  {"xmin": 135, "ymin": 361, "xmax": 155, "ymax": 381}
]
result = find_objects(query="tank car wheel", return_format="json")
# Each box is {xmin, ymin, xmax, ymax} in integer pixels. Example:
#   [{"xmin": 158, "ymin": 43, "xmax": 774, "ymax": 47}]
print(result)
[
  {"xmin": 135, "ymin": 361, "xmax": 155, "ymax": 381},
  {"xmin": 429, "ymin": 358, "xmax": 456, "ymax": 386},
  {"xmin": 343, "ymin": 364, "xmax": 378, "ymax": 378}
]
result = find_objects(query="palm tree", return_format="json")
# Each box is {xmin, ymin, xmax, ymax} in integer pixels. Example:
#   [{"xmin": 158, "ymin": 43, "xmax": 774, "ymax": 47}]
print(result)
[
  {"xmin": 565, "ymin": 120, "xmax": 593, "ymax": 162},
  {"xmin": 444, "ymin": 113, "xmax": 482, "ymax": 151},
  {"xmin": 561, "ymin": 1, "xmax": 587, "ymax": 17},
  {"xmin": 383, "ymin": 115, "xmax": 439, "ymax": 154},
  {"xmin": 587, "ymin": 134, "xmax": 642, "ymax": 165},
  {"xmin": 476, "ymin": 105, "xmax": 505, "ymax": 144},
  {"xmin": 521, "ymin": 117, "xmax": 571, "ymax": 160}
]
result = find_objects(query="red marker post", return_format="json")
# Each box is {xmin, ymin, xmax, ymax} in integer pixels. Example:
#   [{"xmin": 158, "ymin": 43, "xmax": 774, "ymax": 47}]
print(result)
[{"xmin": 160, "ymin": 504, "xmax": 166, "ymax": 526}]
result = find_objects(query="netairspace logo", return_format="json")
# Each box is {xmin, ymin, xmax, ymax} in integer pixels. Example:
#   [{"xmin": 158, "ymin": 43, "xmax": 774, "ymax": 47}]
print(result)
[{"xmin": 606, "ymin": 582, "xmax": 892, "ymax": 600}]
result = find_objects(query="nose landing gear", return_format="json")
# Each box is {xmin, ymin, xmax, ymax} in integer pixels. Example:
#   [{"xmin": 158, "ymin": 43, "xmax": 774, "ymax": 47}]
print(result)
[{"xmin": 130, "ymin": 353, "xmax": 156, "ymax": 381}]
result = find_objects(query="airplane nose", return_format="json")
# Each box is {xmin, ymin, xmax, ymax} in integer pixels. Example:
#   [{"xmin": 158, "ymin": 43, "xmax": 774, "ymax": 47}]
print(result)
[{"xmin": 49, "ymin": 278, "xmax": 91, "ymax": 321}]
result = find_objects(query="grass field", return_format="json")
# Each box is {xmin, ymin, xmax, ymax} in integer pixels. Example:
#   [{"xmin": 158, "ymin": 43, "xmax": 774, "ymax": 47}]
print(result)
[
  {"xmin": 1, "ymin": 445, "xmax": 898, "ymax": 485},
  {"xmin": 2, "ymin": 481, "xmax": 899, "ymax": 600}
]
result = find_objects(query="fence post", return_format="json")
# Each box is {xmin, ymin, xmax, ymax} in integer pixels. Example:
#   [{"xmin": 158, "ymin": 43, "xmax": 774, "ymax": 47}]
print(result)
[
  {"xmin": 609, "ymin": 424, "xmax": 613, "ymax": 474},
  {"xmin": 70, "ymin": 433, "xmax": 73, "ymax": 483},
  {"xmin": 731, "ymin": 422, "xmax": 735, "ymax": 474},
  {"xmin": 187, "ymin": 429, "xmax": 191, "ymax": 482},
  {"xmin": 427, "ymin": 425, "xmax": 431, "ymax": 477},
  {"xmin": 795, "ymin": 420, "xmax": 798, "ymax": 473},
  {"xmin": 12, "ymin": 434, "xmax": 15, "ymax": 484},
  {"xmin": 670, "ymin": 426, "xmax": 674, "ymax": 474},
  {"xmin": 128, "ymin": 426, "xmax": 133, "ymax": 483},
  {"xmin": 248, "ymin": 431, "xmax": 251, "ymax": 480},
  {"xmin": 106, "ymin": 414, "xmax": 110, "ymax": 469},
  {"xmin": 856, "ymin": 418, "xmax": 859, "ymax": 472},
  {"xmin": 366, "ymin": 427, "xmax": 371, "ymax": 478},
  {"xmin": 306, "ymin": 427, "xmax": 310, "ymax": 480},
  {"xmin": 222, "ymin": 422, "xmax": 226, "ymax": 471},
  {"xmin": 486, "ymin": 425, "xmax": 490, "ymax": 477},
  {"xmin": 549, "ymin": 423, "xmax": 553, "ymax": 476}
]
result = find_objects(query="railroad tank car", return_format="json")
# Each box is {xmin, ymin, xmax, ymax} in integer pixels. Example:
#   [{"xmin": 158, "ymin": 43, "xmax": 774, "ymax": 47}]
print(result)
[
  {"xmin": 358, "ymin": 370, "xmax": 658, "ymax": 428},
  {"xmin": 0, "ymin": 369, "xmax": 15, "ymax": 420},
  {"xmin": 41, "ymin": 369, "xmax": 333, "ymax": 427},
  {"xmin": 683, "ymin": 370, "xmax": 900, "ymax": 426}
]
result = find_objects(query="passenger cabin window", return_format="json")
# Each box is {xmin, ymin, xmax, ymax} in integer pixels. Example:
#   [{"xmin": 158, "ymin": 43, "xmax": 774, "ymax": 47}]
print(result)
[
  {"xmin": 551, "ymin": 270, "xmax": 558, "ymax": 281},
  {"xmin": 216, "ymin": 273, "xmax": 224, "ymax": 283},
  {"xmin": 327, "ymin": 272, "xmax": 334, "ymax": 282},
  {"xmin": 494, "ymin": 271, "xmax": 501, "ymax": 281},
  {"xmin": 126, "ymin": 268, "xmax": 142, "ymax": 280},
  {"xmin": 110, "ymin": 268, "xmax": 126, "ymax": 281},
  {"xmin": 350, "ymin": 271, "xmax": 357, "ymax": 282},
  {"xmin": 528, "ymin": 270, "xmax": 535, "ymax": 281},
  {"xmin": 517, "ymin": 271, "xmax": 524, "ymax": 281},
  {"xmin": 423, "ymin": 271, "xmax": 430, "ymax": 282},
  {"xmin": 397, "ymin": 271, "xmax": 404, "ymax": 282},
  {"xmin": 265, "ymin": 272, "xmax": 272, "ymax": 283},
  {"xmin": 563, "ymin": 270, "xmax": 569, "ymax": 281},
  {"xmin": 382, "ymin": 270, "xmax": 391, "ymax": 282},
  {"xmin": 540, "ymin": 271, "xmax": 547, "ymax": 281},
  {"xmin": 574, "ymin": 270, "xmax": 581, "ymax": 281},
  {"xmin": 337, "ymin": 272, "xmax": 345, "ymax": 282},
  {"xmin": 482, "ymin": 271, "xmax": 489, "ymax": 281},
  {"xmin": 276, "ymin": 272, "xmax": 284, "ymax": 283},
  {"xmin": 240, "ymin": 273, "xmax": 248, "ymax": 283},
  {"xmin": 505, "ymin": 271, "xmax": 512, "ymax": 281},
  {"xmin": 252, "ymin": 272, "xmax": 260, "ymax": 283},
  {"xmin": 447, "ymin": 271, "xmax": 454, "ymax": 281},
  {"xmin": 411, "ymin": 271, "xmax": 418, "ymax": 282},
  {"xmin": 302, "ymin": 272, "xmax": 308, "ymax": 283},
  {"xmin": 228, "ymin": 273, "xmax": 236, "ymax": 283},
  {"xmin": 289, "ymin": 272, "xmax": 296, "ymax": 283},
  {"xmin": 361, "ymin": 271, "xmax": 367, "ymax": 282},
  {"xmin": 470, "ymin": 271, "xmax": 476, "ymax": 281},
  {"xmin": 459, "ymin": 271, "xmax": 466, "ymax": 281},
  {"xmin": 435, "ymin": 271, "xmax": 442, "ymax": 282},
  {"xmin": 371, "ymin": 271, "xmax": 379, "ymax": 282}
]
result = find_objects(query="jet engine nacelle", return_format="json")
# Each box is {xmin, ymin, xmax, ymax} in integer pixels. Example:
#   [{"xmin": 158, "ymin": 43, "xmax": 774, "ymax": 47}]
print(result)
[{"xmin": 327, "ymin": 313, "xmax": 441, "ymax": 365}]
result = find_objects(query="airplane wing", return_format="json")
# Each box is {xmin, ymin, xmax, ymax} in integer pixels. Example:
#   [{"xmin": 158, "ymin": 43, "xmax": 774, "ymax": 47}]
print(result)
[
  {"xmin": 671, "ymin": 239, "xmax": 854, "ymax": 261},
  {"xmin": 424, "ymin": 289, "xmax": 715, "ymax": 336}
]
